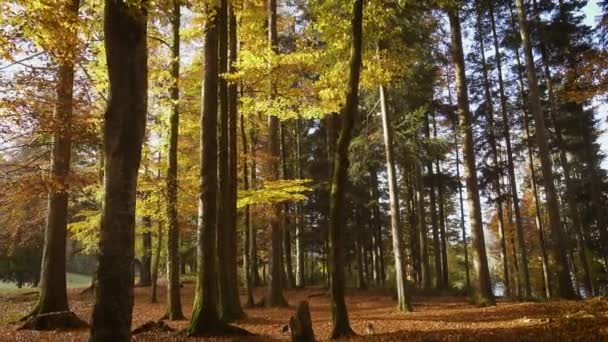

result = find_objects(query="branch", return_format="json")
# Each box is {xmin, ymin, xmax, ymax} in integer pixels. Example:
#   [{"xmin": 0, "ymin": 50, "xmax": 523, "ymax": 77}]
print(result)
[{"xmin": 0, "ymin": 52, "xmax": 45, "ymax": 70}]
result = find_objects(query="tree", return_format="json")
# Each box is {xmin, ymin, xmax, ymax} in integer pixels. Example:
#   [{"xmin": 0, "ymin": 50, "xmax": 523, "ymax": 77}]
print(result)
[
  {"xmin": 473, "ymin": 1, "xmax": 511, "ymax": 297},
  {"xmin": 165, "ymin": 0, "xmax": 184, "ymax": 320},
  {"xmin": 487, "ymin": 0, "xmax": 531, "ymax": 299},
  {"xmin": 19, "ymin": 0, "xmax": 88, "ymax": 330},
  {"xmin": 424, "ymin": 111, "xmax": 444, "ymax": 290},
  {"xmin": 264, "ymin": 0, "xmax": 288, "ymax": 308},
  {"xmin": 328, "ymin": 0, "xmax": 363, "ymax": 337},
  {"xmin": 138, "ymin": 218, "xmax": 152, "ymax": 287},
  {"xmin": 514, "ymin": 0, "xmax": 576, "ymax": 300},
  {"xmin": 187, "ymin": 0, "xmax": 222, "ymax": 333},
  {"xmin": 89, "ymin": 0, "xmax": 148, "ymax": 340},
  {"xmin": 447, "ymin": 4, "xmax": 495, "ymax": 306},
  {"xmin": 379, "ymin": 84, "xmax": 412, "ymax": 311},
  {"xmin": 217, "ymin": 0, "xmax": 244, "ymax": 319}
]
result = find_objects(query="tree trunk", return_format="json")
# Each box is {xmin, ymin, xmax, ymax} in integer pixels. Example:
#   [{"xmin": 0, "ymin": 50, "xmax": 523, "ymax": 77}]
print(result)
[
  {"xmin": 295, "ymin": 117, "xmax": 305, "ymax": 288},
  {"xmin": 539, "ymin": 21, "xmax": 592, "ymax": 298},
  {"xmin": 328, "ymin": 0, "xmax": 363, "ymax": 337},
  {"xmin": 139, "ymin": 222, "xmax": 152, "ymax": 287},
  {"xmin": 582, "ymin": 113, "xmax": 603, "ymax": 296},
  {"xmin": 281, "ymin": 122, "xmax": 296, "ymax": 289},
  {"xmin": 369, "ymin": 169, "xmax": 386, "ymax": 285},
  {"xmin": 488, "ymin": 0, "xmax": 531, "ymax": 299},
  {"xmin": 453, "ymin": 118, "xmax": 470, "ymax": 291},
  {"xmin": 407, "ymin": 173, "xmax": 421, "ymax": 286},
  {"xmin": 265, "ymin": 0, "xmax": 288, "ymax": 308},
  {"xmin": 514, "ymin": 0, "xmax": 576, "ymax": 299},
  {"xmin": 36, "ymin": 0, "xmax": 78, "ymax": 318},
  {"xmin": 355, "ymin": 231, "xmax": 366, "ymax": 290},
  {"xmin": 415, "ymin": 163, "xmax": 431, "ymax": 290},
  {"xmin": 509, "ymin": 15, "xmax": 552, "ymax": 298},
  {"xmin": 432, "ymin": 112, "xmax": 449, "ymax": 289},
  {"xmin": 447, "ymin": 6, "xmax": 495, "ymax": 306},
  {"xmin": 90, "ymin": 0, "xmax": 148, "ymax": 340},
  {"xmin": 165, "ymin": 0, "xmax": 184, "ymax": 320},
  {"xmin": 474, "ymin": 3, "xmax": 511, "ymax": 298},
  {"xmin": 241, "ymin": 113, "xmax": 255, "ymax": 306},
  {"xmin": 445, "ymin": 64, "xmax": 470, "ymax": 292},
  {"xmin": 249, "ymin": 123, "xmax": 261, "ymax": 287},
  {"xmin": 25, "ymin": 0, "xmax": 86, "ymax": 331},
  {"xmin": 216, "ymin": 0, "xmax": 244, "ymax": 320},
  {"xmin": 188, "ymin": 0, "xmax": 222, "ymax": 333},
  {"xmin": 424, "ymin": 113, "xmax": 443, "ymax": 289},
  {"xmin": 379, "ymin": 85, "xmax": 412, "ymax": 311},
  {"xmin": 151, "ymin": 219, "xmax": 162, "ymax": 303}
]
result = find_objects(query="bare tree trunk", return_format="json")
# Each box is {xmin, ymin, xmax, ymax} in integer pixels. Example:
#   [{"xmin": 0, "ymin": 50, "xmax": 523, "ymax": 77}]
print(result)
[
  {"xmin": 447, "ymin": 6, "xmax": 495, "ymax": 306},
  {"xmin": 265, "ymin": 0, "xmax": 288, "ymax": 308},
  {"xmin": 488, "ymin": 0, "xmax": 531, "ymax": 299},
  {"xmin": 328, "ymin": 0, "xmax": 363, "ymax": 337},
  {"xmin": 432, "ymin": 112, "xmax": 449, "ymax": 289},
  {"xmin": 36, "ymin": 7, "xmax": 76, "ymax": 318},
  {"xmin": 281, "ymin": 123, "xmax": 296, "ymax": 289},
  {"xmin": 379, "ymin": 84, "xmax": 412, "ymax": 311},
  {"xmin": 406, "ymin": 173, "xmax": 421, "ymax": 286},
  {"xmin": 151, "ymin": 220, "xmax": 162, "ymax": 303},
  {"xmin": 90, "ymin": 0, "xmax": 148, "ymax": 340},
  {"xmin": 188, "ymin": 0, "xmax": 222, "ymax": 333},
  {"xmin": 139, "ymin": 220, "xmax": 152, "ymax": 287},
  {"xmin": 415, "ymin": 163, "xmax": 431, "ymax": 290},
  {"xmin": 509, "ymin": 16, "xmax": 552, "ymax": 299},
  {"xmin": 24, "ymin": 0, "xmax": 86, "ymax": 331},
  {"xmin": 241, "ymin": 113, "xmax": 255, "ymax": 307},
  {"xmin": 369, "ymin": 169, "xmax": 386, "ymax": 285},
  {"xmin": 249, "ymin": 124, "xmax": 261, "ymax": 287},
  {"xmin": 514, "ymin": 0, "xmax": 576, "ymax": 299},
  {"xmin": 424, "ymin": 113, "xmax": 443, "ymax": 289},
  {"xmin": 445, "ymin": 64, "xmax": 470, "ymax": 292},
  {"xmin": 217, "ymin": 0, "xmax": 244, "ymax": 320},
  {"xmin": 295, "ymin": 117, "xmax": 305, "ymax": 288},
  {"xmin": 453, "ymin": 119, "xmax": 470, "ymax": 292},
  {"xmin": 165, "ymin": 0, "xmax": 184, "ymax": 320},
  {"xmin": 474, "ymin": 3, "xmax": 511, "ymax": 298}
]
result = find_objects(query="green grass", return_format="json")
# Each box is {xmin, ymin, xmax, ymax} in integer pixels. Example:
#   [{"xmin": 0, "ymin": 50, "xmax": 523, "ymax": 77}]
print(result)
[{"xmin": 0, "ymin": 272, "xmax": 92, "ymax": 294}]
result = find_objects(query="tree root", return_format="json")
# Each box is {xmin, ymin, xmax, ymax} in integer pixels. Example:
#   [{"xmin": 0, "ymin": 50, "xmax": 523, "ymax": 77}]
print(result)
[
  {"xmin": 18, "ymin": 311, "xmax": 88, "ymax": 331},
  {"xmin": 132, "ymin": 320, "xmax": 175, "ymax": 335}
]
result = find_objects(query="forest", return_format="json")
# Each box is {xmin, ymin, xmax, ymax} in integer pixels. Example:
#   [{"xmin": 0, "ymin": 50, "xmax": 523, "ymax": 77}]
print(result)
[{"xmin": 1, "ymin": 0, "xmax": 608, "ymax": 340}]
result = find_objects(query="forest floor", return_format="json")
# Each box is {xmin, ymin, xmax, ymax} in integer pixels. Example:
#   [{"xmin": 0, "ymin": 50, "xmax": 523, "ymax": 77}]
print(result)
[{"xmin": 1, "ymin": 283, "xmax": 608, "ymax": 341}]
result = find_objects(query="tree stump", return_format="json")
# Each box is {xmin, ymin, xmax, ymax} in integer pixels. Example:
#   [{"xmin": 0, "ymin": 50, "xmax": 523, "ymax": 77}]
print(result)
[{"xmin": 288, "ymin": 301, "xmax": 315, "ymax": 342}]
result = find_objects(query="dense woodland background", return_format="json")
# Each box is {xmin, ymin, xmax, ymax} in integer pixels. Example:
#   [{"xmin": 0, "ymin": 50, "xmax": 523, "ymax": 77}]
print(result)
[{"xmin": 1, "ymin": 0, "xmax": 608, "ymax": 340}]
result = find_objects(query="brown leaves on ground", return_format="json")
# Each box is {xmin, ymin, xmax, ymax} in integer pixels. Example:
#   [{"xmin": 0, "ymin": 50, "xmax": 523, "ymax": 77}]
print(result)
[{"xmin": 1, "ymin": 284, "xmax": 607, "ymax": 341}]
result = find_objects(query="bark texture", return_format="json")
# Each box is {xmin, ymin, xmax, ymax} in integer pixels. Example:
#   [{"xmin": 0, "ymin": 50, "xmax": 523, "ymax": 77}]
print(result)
[
  {"xmin": 514, "ymin": 0, "xmax": 576, "ymax": 299},
  {"xmin": 165, "ymin": 0, "xmax": 184, "ymax": 320},
  {"xmin": 90, "ymin": 0, "xmax": 148, "ymax": 340},
  {"xmin": 188, "ymin": 0, "xmax": 222, "ymax": 333},
  {"xmin": 447, "ymin": 6, "xmax": 495, "ymax": 306},
  {"xmin": 24, "ymin": 0, "xmax": 85, "ymax": 331},
  {"xmin": 328, "ymin": 0, "xmax": 363, "ymax": 337},
  {"xmin": 379, "ymin": 85, "xmax": 412, "ymax": 311}
]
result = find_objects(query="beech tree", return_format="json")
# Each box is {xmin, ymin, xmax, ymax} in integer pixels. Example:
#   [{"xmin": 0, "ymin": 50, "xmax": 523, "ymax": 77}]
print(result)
[
  {"xmin": 89, "ymin": 0, "xmax": 148, "ymax": 340},
  {"xmin": 328, "ymin": 0, "xmax": 363, "ymax": 337}
]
